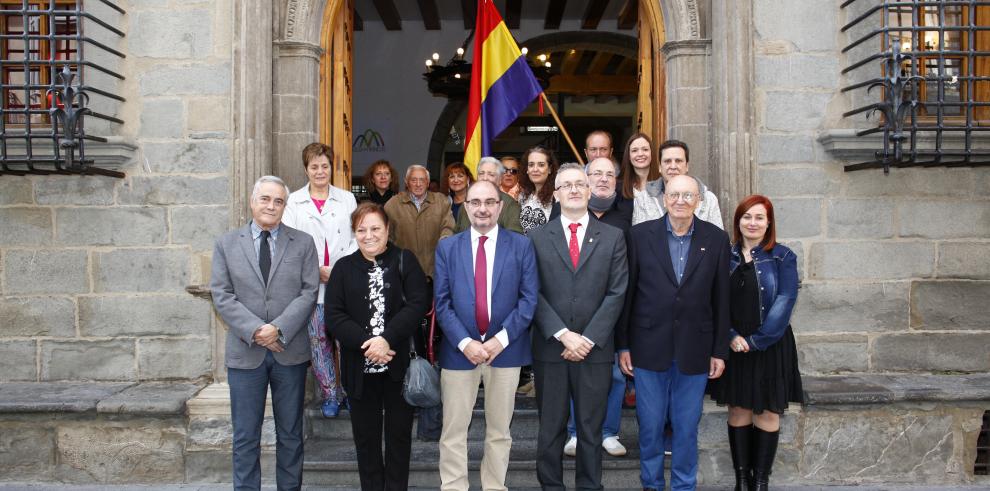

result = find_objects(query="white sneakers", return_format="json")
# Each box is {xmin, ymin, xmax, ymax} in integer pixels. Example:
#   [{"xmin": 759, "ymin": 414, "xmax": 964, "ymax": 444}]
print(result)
[
  {"xmin": 602, "ymin": 436, "xmax": 627, "ymax": 456},
  {"xmin": 563, "ymin": 435, "xmax": 628, "ymax": 457},
  {"xmin": 564, "ymin": 436, "xmax": 577, "ymax": 456}
]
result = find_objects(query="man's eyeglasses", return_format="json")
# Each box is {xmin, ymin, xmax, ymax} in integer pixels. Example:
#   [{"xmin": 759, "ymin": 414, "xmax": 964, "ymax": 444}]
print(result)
[
  {"xmin": 503, "ymin": 168, "xmax": 519, "ymax": 175},
  {"xmin": 663, "ymin": 191, "xmax": 697, "ymax": 202},
  {"xmin": 588, "ymin": 171, "xmax": 616, "ymax": 180},
  {"xmin": 466, "ymin": 199, "xmax": 501, "ymax": 208},
  {"xmin": 556, "ymin": 182, "xmax": 590, "ymax": 191}
]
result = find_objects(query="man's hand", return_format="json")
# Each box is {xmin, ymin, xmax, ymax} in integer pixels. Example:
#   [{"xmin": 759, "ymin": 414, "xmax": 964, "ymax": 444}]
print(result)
[
  {"xmin": 462, "ymin": 340, "xmax": 490, "ymax": 366},
  {"xmin": 319, "ymin": 265, "xmax": 332, "ymax": 284},
  {"xmin": 254, "ymin": 324, "xmax": 279, "ymax": 347},
  {"xmin": 618, "ymin": 351, "xmax": 634, "ymax": 377},
  {"xmin": 561, "ymin": 348, "xmax": 586, "ymax": 362},
  {"xmin": 362, "ymin": 336, "xmax": 394, "ymax": 365},
  {"xmin": 559, "ymin": 331, "xmax": 592, "ymax": 358},
  {"xmin": 481, "ymin": 338, "xmax": 504, "ymax": 362},
  {"xmin": 709, "ymin": 357, "xmax": 725, "ymax": 379}
]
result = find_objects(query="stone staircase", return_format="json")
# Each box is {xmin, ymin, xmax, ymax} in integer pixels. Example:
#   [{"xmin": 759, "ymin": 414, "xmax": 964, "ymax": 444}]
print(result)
[{"xmin": 302, "ymin": 392, "xmax": 645, "ymax": 488}]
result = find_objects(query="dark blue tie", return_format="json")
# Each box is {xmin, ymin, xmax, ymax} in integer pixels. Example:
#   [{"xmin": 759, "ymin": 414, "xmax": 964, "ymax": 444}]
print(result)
[{"xmin": 259, "ymin": 230, "xmax": 271, "ymax": 285}]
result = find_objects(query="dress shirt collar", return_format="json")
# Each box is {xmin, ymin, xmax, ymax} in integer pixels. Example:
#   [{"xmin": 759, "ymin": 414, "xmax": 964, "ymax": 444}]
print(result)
[
  {"xmin": 560, "ymin": 212, "xmax": 590, "ymax": 235},
  {"xmin": 665, "ymin": 214, "xmax": 695, "ymax": 237},
  {"xmin": 250, "ymin": 221, "xmax": 281, "ymax": 240},
  {"xmin": 470, "ymin": 224, "xmax": 500, "ymax": 245}
]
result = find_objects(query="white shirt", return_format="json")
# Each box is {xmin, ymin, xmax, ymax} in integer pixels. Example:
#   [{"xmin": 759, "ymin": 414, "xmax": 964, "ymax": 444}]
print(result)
[
  {"xmin": 553, "ymin": 213, "xmax": 595, "ymax": 347},
  {"xmin": 457, "ymin": 225, "xmax": 510, "ymax": 352}
]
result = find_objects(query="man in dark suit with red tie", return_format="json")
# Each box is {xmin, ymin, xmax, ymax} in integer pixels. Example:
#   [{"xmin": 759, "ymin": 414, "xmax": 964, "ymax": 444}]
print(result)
[
  {"xmin": 433, "ymin": 179, "xmax": 539, "ymax": 491},
  {"xmin": 617, "ymin": 174, "xmax": 731, "ymax": 491},
  {"xmin": 528, "ymin": 163, "xmax": 628, "ymax": 491}
]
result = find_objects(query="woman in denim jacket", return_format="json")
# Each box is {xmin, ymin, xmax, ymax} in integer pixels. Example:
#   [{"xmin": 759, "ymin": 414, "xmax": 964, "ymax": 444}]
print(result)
[{"xmin": 708, "ymin": 194, "xmax": 804, "ymax": 491}]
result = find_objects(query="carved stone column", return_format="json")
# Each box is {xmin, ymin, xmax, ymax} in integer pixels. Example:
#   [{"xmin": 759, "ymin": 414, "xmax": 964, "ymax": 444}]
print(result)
[
  {"xmin": 661, "ymin": 39, "xmax": 712, "ymax": 187},
  {"xmin": 710, "ymin": 0, "xmax": 755, "ymax": 220},
  {"xmin": 272, "ymin": 40, "xmax": 323, "ymax": 191}
]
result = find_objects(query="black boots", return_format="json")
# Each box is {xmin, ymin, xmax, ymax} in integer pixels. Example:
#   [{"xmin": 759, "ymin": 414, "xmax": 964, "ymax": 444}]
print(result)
[
  {"xmin": 727, "ymin": 424, "xmax": 753, "ymax": 491},
  {"xmin": 752, "ymin": 426, "xmax": 780, "ymax": 491}
]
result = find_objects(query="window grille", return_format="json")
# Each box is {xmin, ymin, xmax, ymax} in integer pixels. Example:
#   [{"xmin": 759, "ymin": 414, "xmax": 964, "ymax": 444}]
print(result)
[
  {"xmin": 0, "ymin": 0, "xmax": 125, "ymax": 177},
  {"xmin": 840, "ymin": 0, "xmax": 990, "ymax": 172}
]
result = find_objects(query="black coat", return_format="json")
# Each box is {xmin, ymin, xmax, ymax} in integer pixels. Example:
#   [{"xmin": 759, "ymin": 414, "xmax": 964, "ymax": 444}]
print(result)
[
  {"xmin": 325, "ymin": 245, "xmax": 431, "ymax": 399},
  {"xmin": 617, "ymin": 216, "xmax": 731, "ymax": 375}
]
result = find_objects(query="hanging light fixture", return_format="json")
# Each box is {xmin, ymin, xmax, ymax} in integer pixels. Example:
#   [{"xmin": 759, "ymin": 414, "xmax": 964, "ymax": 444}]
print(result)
[{"xmin": 423, "ymin": 31, "xmax": 552, "ymax": 99}]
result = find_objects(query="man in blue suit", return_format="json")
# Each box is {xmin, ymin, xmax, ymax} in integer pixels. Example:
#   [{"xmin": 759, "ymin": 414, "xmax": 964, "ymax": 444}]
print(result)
[
  {"xmin": 618, "ymin": 175, "xmax": 731, "ymax": 491},
  {"xmin": 434, "ymin": 179, "xmax": 539, "ymax": 491}
]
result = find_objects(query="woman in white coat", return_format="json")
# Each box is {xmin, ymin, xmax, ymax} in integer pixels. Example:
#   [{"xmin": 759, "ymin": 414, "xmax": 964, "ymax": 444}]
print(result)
[{"xmin": 283, "ymin": 143, "xmax": 358, "ymax": 417}]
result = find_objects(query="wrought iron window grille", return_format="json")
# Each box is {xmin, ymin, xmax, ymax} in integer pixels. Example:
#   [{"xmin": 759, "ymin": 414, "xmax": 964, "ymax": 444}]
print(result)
[
  {"xmin": 840, "ymin": 0, "xmax": 990, "ymax": 172},
  {"xmin": 0, "ymin": 0, "xmax": 125, "ymax": 177}
]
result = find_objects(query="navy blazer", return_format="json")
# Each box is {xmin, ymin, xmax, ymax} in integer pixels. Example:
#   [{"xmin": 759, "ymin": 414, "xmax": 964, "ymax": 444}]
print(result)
[
  {"xmin": 433, "ymin": 227, "xmax": 539, "ymax": 370},
  {"xmin": 617, "ymin": 216, "xmax": 731, "ymax": 375}
]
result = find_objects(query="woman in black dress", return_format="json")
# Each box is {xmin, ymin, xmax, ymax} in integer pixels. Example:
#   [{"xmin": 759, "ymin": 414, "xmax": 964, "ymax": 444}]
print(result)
[
  {"xmin": 325, "ymin": 202, "xmax": 431, "ymax": 490},
  {"xmin": 709, "ymin": 194, "xmax": 803, "ymax": 491}
]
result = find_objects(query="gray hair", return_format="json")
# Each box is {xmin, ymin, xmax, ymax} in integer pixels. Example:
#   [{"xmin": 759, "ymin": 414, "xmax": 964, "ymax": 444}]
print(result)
[
  {"xmin": 478, "ymin": 156, "xmax": 505, "ymax": 178},
  {"xmin": 405, "ymin": 164, "xmax": 430, "ymax": 182},
  {"xmin": 585, "ymin": 157, "xmax": 620, "ymax": 175},
  {"xmin": 554, "ymin": 162, "xmax": 588, "ymax": 188},
  {"xmin": 251, "ymin": 175, "xmax": 290, "ymax": 202}
]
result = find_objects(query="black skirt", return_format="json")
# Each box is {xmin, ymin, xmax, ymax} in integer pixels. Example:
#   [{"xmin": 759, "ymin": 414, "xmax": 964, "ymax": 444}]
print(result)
[{"xmin": 708, "ymin": 260, "xmax": 804, "ymax": 414}]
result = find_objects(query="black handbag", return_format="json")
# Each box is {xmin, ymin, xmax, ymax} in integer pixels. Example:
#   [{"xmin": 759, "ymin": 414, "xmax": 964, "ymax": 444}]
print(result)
[{"xmin": 397, "ymin": 252, "xmax": 442, "ymax": 408}]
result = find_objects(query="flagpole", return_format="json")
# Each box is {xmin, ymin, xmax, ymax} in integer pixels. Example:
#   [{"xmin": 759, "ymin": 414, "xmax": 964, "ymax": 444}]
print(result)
[{"xmin": 540, "ymin": 92, "xmax": 584, "ymax": 165}]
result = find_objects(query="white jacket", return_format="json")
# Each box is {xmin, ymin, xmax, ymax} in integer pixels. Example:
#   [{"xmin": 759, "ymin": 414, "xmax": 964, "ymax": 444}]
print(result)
[{"xmin": 283, "ymin": 184, "xmax": 358, "ymax": 304}]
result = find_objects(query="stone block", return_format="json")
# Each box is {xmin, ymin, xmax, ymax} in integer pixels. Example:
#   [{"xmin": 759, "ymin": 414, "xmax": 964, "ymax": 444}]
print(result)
[
  {"xmin": 899, "ymin": 201, "xmax": 990, "ymax": 239},
  {"xmin": 0, "ymin": 424, "xmax": 54, "ymax": 480},
  {"xmin": 274, "ymin": 94, "xmax": 317, "ymax": 135},
  {"xmin": 54, "ymin": 420, "xmax": 185, "ymax": 483},
  {"xmin": 41, "ymin": 340, "xmax": 137, "ymax": 381},
  {"xmin": 795, "ymin": 334, "xmax": 869, "ymax": 373},
  {"xmin": 757, "ymin": 135, "xmax": 816, "ymax": 164},
  {"xmin": 792, "ymin": 281, "xmax": 909, "ymax": 332},
  {"xmin": 129, "ymin": 10, "xmax": 212, "ymax": 58},
  {"xmin": 79, "ymin": 294, "xmax": 210, "ymax": 337},
  {"xmin": 139, "ymin": 98, "xmax": 184, "ymax": 138},
  {"xmin": 937, "ymin": 242, "xmax": 990, "ymax": 279},
  {"xmin": 844, "ymin": 167, "xmax": 979, "ymax": 197},
  {"xmin": 119, "ymin": 176, "xmax": 228, "ymax": 206},
  {"xmin": 171, "ymin": 206, "xmax": 230, "ymax": 251},
  {"xmin": 809, "ymin": 242, "xmax": 935, "ymax": 280},
  {"xmin": 93, "ymin": 248, "xmax": 189, "ymax": 292},
  {"xmin": 139, "ymin": 64, "xmax": 231, "ymax": 96},
  {"xmin": 0, "ymin": 340, "xmax": 38, "ymax": 381},
  {"xmin": 756, "ymin": 54, "xmax": 839, "ymax": 90},
  {"xmin": 33, "ymin": 176, "xmax": 116, "ymax": 205},
  {"xmin": 826, "ymin": 198, "xmax": 896, "ymax": 239},
  {"xmin": 97, "ymin": 382, "xmax": 203, "ymax": 415},
  {"xmin": 671, "ymin": 88, "xmax": 709, "ymax": 125},
  {"xmin": 274, "ymin": 55, "xmax": 319, "ymax": 96},
  {"xmin": 187, "ymin": 97, "xmax": 231, "ymax": 133},
  {"xmin": 0, "ymin": 176, "xmax": 33, "ymax": 204},
  {"xmin": 138, "ymin": 337, "xmax": 211, "ymax": 380},
  {"xmin": 188, "ymin": 415, "xmax": 276, "ymax": 449},
  {"xmin": 0, "ymin": 296, "xmax": 76, "ymax": 337},
  {"xmin": 772, "ymin": 198, "xmax": 822, "ymax": 238},
  {"xmin": 781, "ymin": 240, "xmax": 805, "ymax": 281},
  {"xmin": 56, "ymin": 207, "xmax": 167, "ymax": 246},
  {"xmin": 754, "ymin": 0, "xmax": 837, "ymax": 52},
  {"xmin": 763, "ymin": 91, "xmax": 833, "ymax": 132},
  {"xmin": 0, "ymin": 382, "xmax": 131, "ymax": 412},
  {"xmin": 911, "ymin": 280, "xmax": 990, "ymax": 330},
  {"xmin": 3, "ymin": 249, "xmax": 88, "ymax": 294},
  {"xmin": 873, "ymin": 333, "xmax": 990, "ymax": 372},
  {"xmin": 0, "ymin": 208, "xmax": 52, "ymax": 246},
  {"xmin": 141, "ymin": 141, "xmax": 230, "ymax": 174}
]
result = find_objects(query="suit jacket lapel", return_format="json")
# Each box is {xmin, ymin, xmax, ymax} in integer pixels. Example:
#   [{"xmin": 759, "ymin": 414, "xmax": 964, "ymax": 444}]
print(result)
[
  {"xmin": 459, "ymin": 232, "xmax": 476, "ymax": 299},
  {"xmin": 647, "ymin": 220, "xmax": 678, "ymax": 286},
  {"xmin": 238, "ymin": 224, "xmax": 265, "ymax": 285},
  {"xmin": 678, "ymin": 220, "xmax": 708, "ymax": 287},
  {"xmin": 267, "ymin": 225, "xmax": 291, "ymax": 283},
  {"xmin": 576, "ymin": 220, "xmax": 601, "ymax": 272},
  {"xmin": 546, "ymin": 219, "xmax": 576, "ymax": 273}
]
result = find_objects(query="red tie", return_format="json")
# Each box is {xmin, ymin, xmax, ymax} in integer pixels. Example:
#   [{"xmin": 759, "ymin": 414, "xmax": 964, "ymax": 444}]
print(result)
[
  {"xmin": 568, "ymin": 222, "xmax": 581, "ymax": 269},
  {"xmin": 475, "ymin": 235, "xmax": 489, "ymax": 336}
]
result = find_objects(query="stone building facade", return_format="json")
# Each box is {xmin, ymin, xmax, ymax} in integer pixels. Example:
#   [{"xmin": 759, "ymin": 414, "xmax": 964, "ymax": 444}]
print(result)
[{"xmin": 0, "ymin": 0, "xmax": 987, "ymax": 486}]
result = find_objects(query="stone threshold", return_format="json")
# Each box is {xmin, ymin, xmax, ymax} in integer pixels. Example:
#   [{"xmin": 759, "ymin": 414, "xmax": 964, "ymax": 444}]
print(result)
[{"xmin": 0, "ymin": 381, "xmax": 205, "ymax": 415}]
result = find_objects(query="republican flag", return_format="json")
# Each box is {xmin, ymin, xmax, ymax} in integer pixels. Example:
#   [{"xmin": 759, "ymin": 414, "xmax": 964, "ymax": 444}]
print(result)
[{"xmin": 463, "ymin": 0, "xmax": 544, "ymax": 176}]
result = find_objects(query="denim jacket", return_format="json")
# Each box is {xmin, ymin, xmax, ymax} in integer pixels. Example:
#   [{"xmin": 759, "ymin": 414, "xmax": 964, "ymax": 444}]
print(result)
[{"xmin": 728, "ymin": 243, "xmax": 799, "ymax": 351}]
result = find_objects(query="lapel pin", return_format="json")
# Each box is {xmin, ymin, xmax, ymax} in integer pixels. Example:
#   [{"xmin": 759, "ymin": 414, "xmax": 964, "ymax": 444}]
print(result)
[
  {"xmin": 700, "ymin": 247, "xmax": 706, "ymax": 251},
  {"xmin": 589, "ymin": 238, "xmax": 594, "ymax": 243}
]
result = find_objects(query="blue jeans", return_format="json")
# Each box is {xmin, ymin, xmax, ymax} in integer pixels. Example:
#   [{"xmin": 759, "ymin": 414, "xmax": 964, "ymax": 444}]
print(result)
[
  {"xmin": 567, "ymin": 357, "xmax": 626, "ymax": 438},
  {"xmin": 634, "ymin": 360, "xmax": 708, "ymax": 491},
  {"xmin": 228, "ymin": 351, "xmax": 309, "ymax": 491}
]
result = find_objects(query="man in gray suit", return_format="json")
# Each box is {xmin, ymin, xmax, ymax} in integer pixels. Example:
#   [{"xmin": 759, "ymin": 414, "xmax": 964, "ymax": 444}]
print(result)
[
  {"xmin": 210, "ymin": 175, "xmax": 320, "ymax": 491},
  {"xmin": 529, "ymin": 163, "xmax": 628, "ymax": 491}
]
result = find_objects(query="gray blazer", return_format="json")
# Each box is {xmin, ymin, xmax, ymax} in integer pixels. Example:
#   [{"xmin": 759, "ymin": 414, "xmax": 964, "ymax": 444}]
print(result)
[
  {"xmin": 528, "ymin": 217, "xmax": 628, "ymax": 364},
  {"xmin": 210, "ymin": 223, "xmax": 320, "ymax": 369}
]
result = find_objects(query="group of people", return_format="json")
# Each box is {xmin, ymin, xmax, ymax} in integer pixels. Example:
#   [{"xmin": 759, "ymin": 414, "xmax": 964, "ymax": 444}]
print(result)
[{"xmin": 209, "ymin": 132, "xmax": 804, "ymax": 491}]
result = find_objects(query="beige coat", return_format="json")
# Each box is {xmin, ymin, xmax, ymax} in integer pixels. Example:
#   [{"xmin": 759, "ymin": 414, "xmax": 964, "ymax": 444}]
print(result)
[{"xmin": 384, "ymin": 191, "xmax": 455, "ymax": 278}]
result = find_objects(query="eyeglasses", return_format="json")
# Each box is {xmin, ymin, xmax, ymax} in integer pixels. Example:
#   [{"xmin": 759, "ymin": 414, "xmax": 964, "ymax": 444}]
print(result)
[
  {"xmin": 503, "ymin": 168, "xmax": 519, "ymax": 175},
  {"xmin": 588, "ymin": 171, "xmax": 616, "ymax": 180},
  {"xmin": 466, "ymin": 199, "xmax": 501, "ymax": 208},
  {"xmin": 556, "ymin": 182, "xmax": 589, "ymax": 191},
  {"xmin": 663, "ymin": 191, "xmax": 697, "ymax": 202}
]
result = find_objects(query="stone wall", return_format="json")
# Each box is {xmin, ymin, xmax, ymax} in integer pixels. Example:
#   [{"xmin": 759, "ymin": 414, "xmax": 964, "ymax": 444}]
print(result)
[
  {"xmin": 0, "ymin": 0, "xmax": 235, "ymax": 383},
  {"xmin": 752, "ymin": 0, "xmax": 990, "ymax": 375}
]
